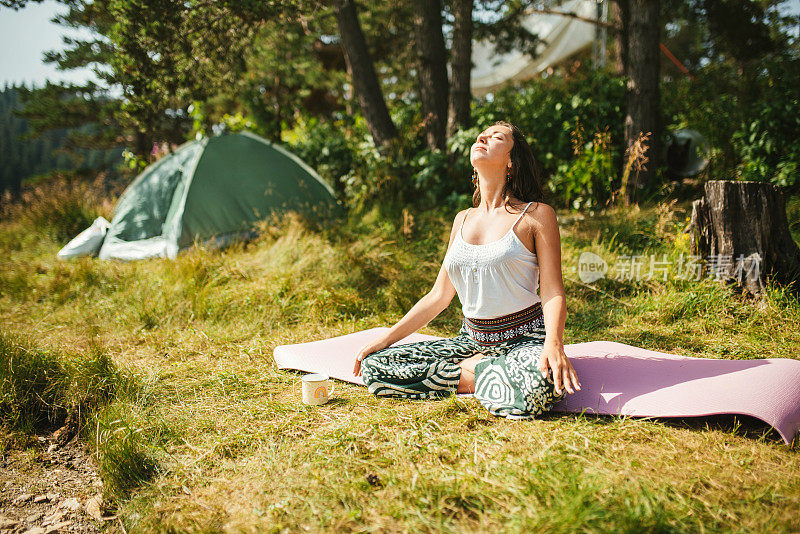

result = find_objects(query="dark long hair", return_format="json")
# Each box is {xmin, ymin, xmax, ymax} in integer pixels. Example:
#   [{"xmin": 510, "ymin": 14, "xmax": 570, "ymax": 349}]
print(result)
[{"xmin": 471, "ymin": 120, "xmax": 546, "ymax": 214}]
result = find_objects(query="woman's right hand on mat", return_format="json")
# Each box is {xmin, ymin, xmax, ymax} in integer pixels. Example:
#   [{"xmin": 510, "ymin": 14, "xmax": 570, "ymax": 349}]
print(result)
[
  {"xmin": 353, "ymin": 338, "xmax": 389, "ymax": 377},
  {"xmin": 538, "ymin": 341, "xmax": 581, "ymax": 395}
]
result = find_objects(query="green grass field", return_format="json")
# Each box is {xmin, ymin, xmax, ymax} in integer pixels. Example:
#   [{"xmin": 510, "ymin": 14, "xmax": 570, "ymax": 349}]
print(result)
[{"xmin": 2, "ymin": 187, "xmax": 800, "ymax": 532}]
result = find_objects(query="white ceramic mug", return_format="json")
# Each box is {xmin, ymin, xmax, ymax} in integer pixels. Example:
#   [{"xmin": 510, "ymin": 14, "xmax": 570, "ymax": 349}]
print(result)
[{"xmin": 301, "ymin": 373, "xmax": 336, "ymax": 406}]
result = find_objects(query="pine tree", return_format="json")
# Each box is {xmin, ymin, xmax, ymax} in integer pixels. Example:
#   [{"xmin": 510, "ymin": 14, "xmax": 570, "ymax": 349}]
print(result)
[{"xmin": 12, "ymin": 0, "xmax": 194, "ymax": 171}]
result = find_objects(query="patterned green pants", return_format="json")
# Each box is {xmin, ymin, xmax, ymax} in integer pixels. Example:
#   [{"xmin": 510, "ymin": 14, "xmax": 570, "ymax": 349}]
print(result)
[{"xmin": 360, "ymin": 321, "xmax": 566, "ymax": 419}]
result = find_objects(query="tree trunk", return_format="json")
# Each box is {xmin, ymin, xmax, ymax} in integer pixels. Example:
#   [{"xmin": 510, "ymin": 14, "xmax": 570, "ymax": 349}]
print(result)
[
  {"xmin": 446, "ymin": 0, "xmax": 473, "ymax": 138},
  {"xmin": 690, "ymin": 180, "xmax": 800, "ymax": 297},
  {"xmin": 412, "ymin": 0, "xmax": 449, "ymax": 151},
  {"xmin": 134, "ymin": 130, "xmax": 150, "ymax": 163},
  {"xmin": 624, "ymin": 0, "xmax": 661, "ymax": 206},
  {"xmin": 333, "ymin": 0, "xmax": 398, "ymax": 151},
  {"xmin": 611, "ymin": 0, "xmax": 629, "ymax": 77}
]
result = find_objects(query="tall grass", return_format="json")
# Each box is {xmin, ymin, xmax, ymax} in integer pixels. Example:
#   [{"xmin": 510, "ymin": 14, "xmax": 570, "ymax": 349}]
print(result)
[
  {"xmin": 0, "ymin": 174, "xmax": 114, "ymax": 244},
  {"xmin": 0, "ymin": 329, "xmax": 167, "ymax": 504},
  {"xmin": 90, "ymin": 402, "xmax": 163, "ymax": 501},
  {"xmin": 0, "ymin": 331, "xmax": 68, "ymax": 432},
  {"xmin": 0, "ymin": 331, "xmax": 131, "ymax": 432}
]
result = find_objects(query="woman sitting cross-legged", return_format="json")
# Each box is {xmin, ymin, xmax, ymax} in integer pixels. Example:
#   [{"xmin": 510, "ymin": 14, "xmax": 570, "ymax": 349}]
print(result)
[{"xmin": 353, "ymin": 120, "xmax": 581, "ymax": 419}]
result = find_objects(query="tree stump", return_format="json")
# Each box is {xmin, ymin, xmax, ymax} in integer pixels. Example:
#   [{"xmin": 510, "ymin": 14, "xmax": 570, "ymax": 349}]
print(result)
[{"xmin": 690, "ymin": 180, "xmax": 800, "ymax": 296}]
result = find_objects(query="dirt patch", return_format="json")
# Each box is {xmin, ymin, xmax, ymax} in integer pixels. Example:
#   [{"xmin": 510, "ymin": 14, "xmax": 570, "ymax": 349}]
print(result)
[{"xmin": 0, "ymin": 431, "xmax": 118, "ymax": 533}]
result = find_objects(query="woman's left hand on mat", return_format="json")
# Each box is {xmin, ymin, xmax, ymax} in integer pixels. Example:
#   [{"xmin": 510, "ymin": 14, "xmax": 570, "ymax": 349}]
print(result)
[
  {"xmin": 353, "ymin": 337, "xmax": 390, "ymax": 377},
  {"xmin": 538, "ymin": 341, "xmax": 581, "ymax": 395}
]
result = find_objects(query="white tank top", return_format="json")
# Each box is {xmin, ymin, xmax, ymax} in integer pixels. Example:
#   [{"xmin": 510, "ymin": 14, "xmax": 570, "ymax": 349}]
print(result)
[{"xmin": 443, "ymin": 202, "xmax": 541, "ymax": 319}]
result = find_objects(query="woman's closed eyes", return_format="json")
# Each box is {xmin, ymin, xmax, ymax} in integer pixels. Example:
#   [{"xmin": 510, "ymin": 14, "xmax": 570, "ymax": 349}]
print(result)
[{"xmin": 477, "ymin": 133, "xmax": 504, "ymax": 142}]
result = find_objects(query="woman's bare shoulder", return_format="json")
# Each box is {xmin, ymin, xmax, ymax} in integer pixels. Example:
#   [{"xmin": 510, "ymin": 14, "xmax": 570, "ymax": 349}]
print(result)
[
  {"xmin": 529, "ymin": 201, "xmax": 555, "ymax": 216},
  {"xmin": 445, "ymin": 209, "xmax": 470, "ymax": 246},
  {"xmin": 452, "ymin": 208, "xmax": 469, "ymax": 224},
  {"xmin": 449, "ymin": 209, "xmax": 468, "ymax": 233},
  {"xmin": 509, "ymin": 199, "xmax": 554, "ymax": 218},
  {"xmin": 509, "ymin": 198, "xmax": 550, "ymax": 213},
  {"xmin": 517, "ymin": 201, "xmax": 557, "ymax": 233},
  {"xmin": 527, "ymin": 202, "xmax": 558, "ymax": 230}
]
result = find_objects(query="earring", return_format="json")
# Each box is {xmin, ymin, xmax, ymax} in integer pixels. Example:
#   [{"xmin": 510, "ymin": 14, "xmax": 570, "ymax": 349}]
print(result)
[
  {"xmin": 506, "ymin": 167, "xmax": 512, "ymax": 181},
  {"xmin": 472, "ymin": 167, "xmax": 478, "ymax": 184}
]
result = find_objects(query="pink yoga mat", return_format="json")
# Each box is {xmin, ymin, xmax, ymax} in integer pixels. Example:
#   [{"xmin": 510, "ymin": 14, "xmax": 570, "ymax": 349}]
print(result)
[{"xmin": 273, "ymin": 327, "xmax": 800, "ymax": 445}]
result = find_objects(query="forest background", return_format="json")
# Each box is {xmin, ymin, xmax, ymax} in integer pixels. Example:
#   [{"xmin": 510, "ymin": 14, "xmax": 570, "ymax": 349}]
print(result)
[{"xmin": 2, "ymin": 0, "xmax": 799, "ymax": 217}]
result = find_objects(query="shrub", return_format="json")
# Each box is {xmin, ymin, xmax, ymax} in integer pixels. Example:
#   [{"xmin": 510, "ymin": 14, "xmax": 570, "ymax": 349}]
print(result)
[
  {"xmin": 664, "ymin": 53, "xmax": 800, "ymax": 191},
  {"xmin": 547, "ymin": 128, "xmax": 618, "ymax": 211},
  {"xmin": 475, "ymin": 68, "xmax": 627, "ymax": 182},
  {"xmin": 731, "ymin": 56, "xmax": 800, "ymax": 189},
  {"xmin": 286, "ymin": 115, "xmax": 355, "ymax": 203}
]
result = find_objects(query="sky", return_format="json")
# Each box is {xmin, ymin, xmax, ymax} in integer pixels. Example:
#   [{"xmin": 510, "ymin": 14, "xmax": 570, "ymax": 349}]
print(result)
[
  {"xmin": 0, "ymin": 0, "xmax": 97, "ymax": 89},
  {"xmin": 1, "ymin": 0, "xmax": 799, "ymax": 90}
]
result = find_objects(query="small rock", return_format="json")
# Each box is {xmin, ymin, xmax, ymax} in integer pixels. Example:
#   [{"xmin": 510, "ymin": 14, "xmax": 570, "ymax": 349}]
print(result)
[
  {"xmin": 26, "ymin": 512, "xmax": 43, "ymax": 523},
  {"xmin": 15, "ymin": 492, "xmax": 33, "ymax": 503},
  {"xmin": 47, "ymin": 444, "xmax": 58, "ymax": 454},
  {"xmin": 42, "ymin": 510, "xmax": 64, "ymax": 526},
  {"xmin": 84, "ymin": 495, "xmax": 103, "ymax": 521},
  {"xmin": 22, "ymin": 528, "xmax": 46, "ymax": 534},
  {"xmin": 46, "ymin": 492, "xmax": 58, "ymax": 501},
  {"xmin": 45, "ymin": 521, "xmax": 72, "ymax": 533},
  {"xmin": 51, "ymin": 424, "xmax": 73, "ymax": 445},
  {"xmin": 33, "ymin": 494, "xmax": 49, "ymax": 503},
  {"xmin": 0, "ymin": 516, "xmax": 20, "ymax": 529},
  {"xmin": 59, "ymin": 497, "xmax": 80, "ymax": 511}
]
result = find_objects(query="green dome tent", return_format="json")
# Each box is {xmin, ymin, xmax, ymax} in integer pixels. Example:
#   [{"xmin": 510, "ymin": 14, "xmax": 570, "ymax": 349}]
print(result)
[{"xmin": 98, "ymin": 131, "xmax": 342, "ymax": 260}]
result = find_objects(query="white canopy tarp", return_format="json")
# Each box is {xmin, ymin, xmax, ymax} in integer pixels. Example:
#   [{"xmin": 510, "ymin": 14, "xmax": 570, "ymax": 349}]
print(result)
[{"xmin": 469, "ymin": 0, "xmax": 600, "ymax": 97}]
